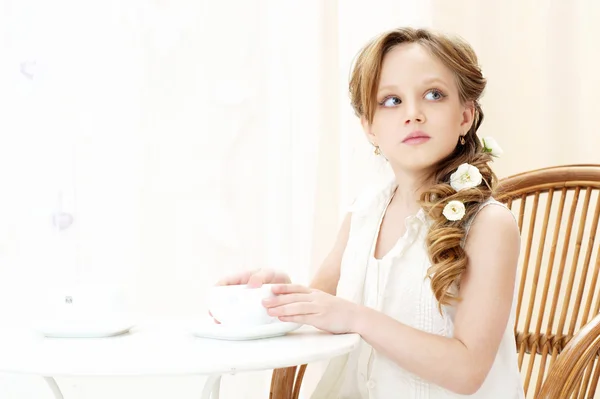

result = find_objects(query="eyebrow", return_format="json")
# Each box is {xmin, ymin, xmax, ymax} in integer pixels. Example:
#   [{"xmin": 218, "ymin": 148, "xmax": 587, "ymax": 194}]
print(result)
[
  {"xmin": 377, "ymin": 77, "xmax": 450, "ymax": 93},
  {"xmin": 422, "ymin": 77, "xmax": 450, "ymax": 87}
]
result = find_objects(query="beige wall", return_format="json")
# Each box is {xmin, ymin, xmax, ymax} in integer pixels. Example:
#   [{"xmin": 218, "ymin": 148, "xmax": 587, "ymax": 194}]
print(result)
[{"xmin": 431, "ymin": 0, "xmax": 600, "ymax": 179}]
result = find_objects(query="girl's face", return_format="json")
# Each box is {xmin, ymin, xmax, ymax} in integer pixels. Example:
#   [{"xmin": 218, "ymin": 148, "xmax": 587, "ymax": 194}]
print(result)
[{"xmin": 363, "ymin": 42, "xmax": 474, "ymax": 176}]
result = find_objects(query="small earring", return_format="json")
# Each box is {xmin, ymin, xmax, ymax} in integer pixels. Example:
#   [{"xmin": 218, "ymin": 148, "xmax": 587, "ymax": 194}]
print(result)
[
  {"xmin": 460, "ymin": 136, "xmax": 466, "ymax": 145},
  {"xmin": 374, "ymin": 145, "xmax": 381, "ymax": 155}
]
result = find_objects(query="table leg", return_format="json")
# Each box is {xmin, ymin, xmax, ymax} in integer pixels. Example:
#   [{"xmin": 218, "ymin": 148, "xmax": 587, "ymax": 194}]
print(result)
[
  {"xmin": 200, "ymin": 375, "xmax": 221, "ymax": 399},
  {"xmin": 43, "ymin": 377, "xmax": 64, "ymax": 399}
]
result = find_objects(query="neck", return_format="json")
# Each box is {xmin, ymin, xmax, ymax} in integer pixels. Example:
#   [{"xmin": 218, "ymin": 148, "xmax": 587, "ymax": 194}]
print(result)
[{"xmin": 390, "ymin": 168, "xmax": 433, "ymax": 211}]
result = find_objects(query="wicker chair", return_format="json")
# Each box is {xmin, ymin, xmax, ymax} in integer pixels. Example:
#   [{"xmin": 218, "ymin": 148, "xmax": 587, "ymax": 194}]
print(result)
[
  {"xmin": 270, "ymin": 164, "xmax": 600, "ymax": 399},
  {"xmin": 497, "ymin": 164, "xmax": 600, "ymax": 398}
]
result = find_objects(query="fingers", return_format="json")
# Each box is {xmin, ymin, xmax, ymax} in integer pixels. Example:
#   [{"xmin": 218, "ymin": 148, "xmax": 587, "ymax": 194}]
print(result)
[
  {"xmin": 248, "ymin": 269, "xmax": 293, "ymax": 287},
  {"xmin": 216, "ymin": 269, "xmax": 257, "ymax": 286},
  {"xmin": 262, "ymin": 293, "xmax": 310, "ymax": 308},
  {"xmin": 216, "ymin": 268, "xmax": 292, "ymax": 288},
  {"xmin": 267, "ymin": 302, "xmax": 317, "ymax": 317},
  {"xmin": 271, "ymin": 284, "xmax": 313, "ymax": 295},
  {"xmin": 247, "ymin": 268, "xmax": 276, "ymax": 288},
  {"xmin": 208, "ymin": 310, "xmax": 221, "ymax": 324}
]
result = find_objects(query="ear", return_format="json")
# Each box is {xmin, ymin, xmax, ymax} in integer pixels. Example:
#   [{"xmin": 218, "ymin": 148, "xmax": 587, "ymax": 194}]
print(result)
[
  {"xmin": 460, "ymin": 101, "xmax": 475, "ymax": 134},
  {"xmin": 361, "ymin": 116, "xmax": 377, "ymax": 144}
]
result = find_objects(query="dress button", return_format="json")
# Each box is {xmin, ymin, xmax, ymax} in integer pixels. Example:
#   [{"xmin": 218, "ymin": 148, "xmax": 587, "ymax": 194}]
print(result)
[{"xmin": 366, "ymin": 379, "xmax": 376, "ymax": 389}]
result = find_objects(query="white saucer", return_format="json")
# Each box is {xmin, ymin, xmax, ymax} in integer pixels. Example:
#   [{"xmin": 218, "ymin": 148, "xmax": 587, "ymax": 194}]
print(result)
[
  {"xmin": 191, "ymin": 321, "xmax": 302, "ymax": 341},
  {"xmin": 32, "ymin": 320, "xmax": 135, "ymax": 338}
]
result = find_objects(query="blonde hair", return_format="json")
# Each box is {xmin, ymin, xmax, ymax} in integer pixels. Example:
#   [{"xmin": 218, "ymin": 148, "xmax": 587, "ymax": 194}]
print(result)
[{"xmin": 349, "ymin": 27, "xmax": 497, "ymax": 308}]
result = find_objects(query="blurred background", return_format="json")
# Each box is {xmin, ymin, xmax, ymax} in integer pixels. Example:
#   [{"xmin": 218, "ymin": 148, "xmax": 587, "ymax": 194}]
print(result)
[{"xmin": 0, "ymin": 0, "xmax": 599, "ymax": 397}]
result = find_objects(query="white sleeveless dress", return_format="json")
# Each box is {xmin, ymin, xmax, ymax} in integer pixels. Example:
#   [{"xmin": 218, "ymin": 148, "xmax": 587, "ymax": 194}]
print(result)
[{"xmin": 310, "ymin": 179, "xmax": 525, "ymax": 399}]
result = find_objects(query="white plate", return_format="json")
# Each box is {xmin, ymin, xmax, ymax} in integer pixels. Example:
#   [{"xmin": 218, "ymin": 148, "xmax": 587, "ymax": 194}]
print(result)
[
  {"xmin": 32, "ymin": 320, "xmax": 135, "ymax": 338},
  {"xmin": 191, "ymin": 321, "xmax": 302, "ymax": 341}
]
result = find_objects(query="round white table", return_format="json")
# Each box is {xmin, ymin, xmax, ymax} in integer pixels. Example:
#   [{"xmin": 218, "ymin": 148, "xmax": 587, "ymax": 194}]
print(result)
[{"xmin": 0, "ymin": 323, "xmax": 360, "ymax": 399}]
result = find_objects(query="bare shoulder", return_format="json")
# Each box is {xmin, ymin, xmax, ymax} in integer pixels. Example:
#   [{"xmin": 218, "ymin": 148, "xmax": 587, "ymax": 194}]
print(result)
[
  {"xmin": 464, "ymin": 202, "xmax": 520, "ymax": 271},
  {"xmin": 467, "ymin": 202, "xmax": 519, "ymax": 236}
]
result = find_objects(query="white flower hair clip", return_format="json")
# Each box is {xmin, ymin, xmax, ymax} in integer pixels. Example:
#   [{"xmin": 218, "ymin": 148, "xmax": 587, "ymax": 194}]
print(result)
[
  {"xmin": 443, "ymin": 200, "xmax": 466, "ymax": 221},
  {"xmin": 481, "ymin": 137, "xmax": 503, "ymax": 157},
  {"xmin": 450, "ymin": 163, "xmax": 482, "ymax": 191}
]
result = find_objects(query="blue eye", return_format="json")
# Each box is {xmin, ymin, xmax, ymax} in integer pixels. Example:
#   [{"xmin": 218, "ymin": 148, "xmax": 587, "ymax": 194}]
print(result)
[
  {"xmin": 380, "ymin": 96, "xmax": 401, "ymax": 107},
  {"xmin": 425, "ymin": 89, "xmax": 445, "ymax": 101}
]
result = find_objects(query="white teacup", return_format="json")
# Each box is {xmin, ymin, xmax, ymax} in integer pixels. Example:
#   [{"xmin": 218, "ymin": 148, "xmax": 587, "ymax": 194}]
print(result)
[{"xmin": 207, "ymin": 284, "xmax": 278, "ymax": 326}]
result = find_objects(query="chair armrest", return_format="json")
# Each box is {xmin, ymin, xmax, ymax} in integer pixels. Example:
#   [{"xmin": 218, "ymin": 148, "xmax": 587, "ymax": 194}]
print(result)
[{"xmin": 538, "ymin": 313, "xmax": 600, "ymax": 398}]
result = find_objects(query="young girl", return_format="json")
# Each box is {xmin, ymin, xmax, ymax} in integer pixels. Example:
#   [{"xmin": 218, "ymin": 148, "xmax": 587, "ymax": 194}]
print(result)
[{"xmin": 216, "ymin": 27, "xmax": 524, "ymax": 398}]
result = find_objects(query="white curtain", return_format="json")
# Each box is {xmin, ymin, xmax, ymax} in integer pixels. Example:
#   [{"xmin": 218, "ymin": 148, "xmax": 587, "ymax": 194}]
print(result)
[
  {"xmin": 1, "ymin": 0, "xmax": 598, "ymax": 398},
  {"xmin": 0, "ymin": 0, "xmax": 144, "ymax": 320}
]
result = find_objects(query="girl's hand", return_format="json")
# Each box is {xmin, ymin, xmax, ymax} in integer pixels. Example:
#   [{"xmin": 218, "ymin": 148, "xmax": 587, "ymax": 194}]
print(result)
[
  {"xmin": 209, "ymin": 268, "xmax": 292, "ymax": 323},
  {"xmin": 216, "ymin": 268, "xmax": 292, "ymax": 288},
  {"xmin": 263, "ymin": 284, "xmax": 360, "ymax": 334}
]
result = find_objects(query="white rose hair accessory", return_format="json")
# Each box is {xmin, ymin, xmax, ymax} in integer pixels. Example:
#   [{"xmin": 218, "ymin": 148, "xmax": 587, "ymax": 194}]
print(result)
[
  {"xmin": 481, "ymin": 137, "xmax": 503, "ymax": 157},
  {"xmin": 450, "ymin": 163, "xmax": 483, "ymax": 192},
  {"xmin": 443, "ymin": 200, "xmax": 466, "ymax": 221}
]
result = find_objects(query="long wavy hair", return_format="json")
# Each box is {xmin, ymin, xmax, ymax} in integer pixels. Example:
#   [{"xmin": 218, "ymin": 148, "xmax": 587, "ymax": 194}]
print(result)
[{"xmin": 349, "ymin": 27, "xmax": 497, "ymax": 308}]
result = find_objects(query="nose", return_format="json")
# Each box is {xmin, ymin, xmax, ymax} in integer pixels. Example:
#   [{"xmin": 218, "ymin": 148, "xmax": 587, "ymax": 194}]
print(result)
[{"xmin": 404, "ymin": 102, "xmax": 425, "ymax": 125}]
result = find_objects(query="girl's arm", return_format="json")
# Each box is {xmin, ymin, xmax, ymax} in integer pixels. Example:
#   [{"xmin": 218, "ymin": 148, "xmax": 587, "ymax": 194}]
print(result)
[
  {"xmin": 309, "ymin": 213, "xmax": 352, "ymax": 295},
  {"xmin": 352, "ymin": 205, "xmax": 520, "ymax": 395}
]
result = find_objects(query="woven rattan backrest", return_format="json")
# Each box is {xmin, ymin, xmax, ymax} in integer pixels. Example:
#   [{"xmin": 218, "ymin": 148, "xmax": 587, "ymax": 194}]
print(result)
[{"xmin": 496, "ymin": 164, "xmax": 600, "ymax": 398}]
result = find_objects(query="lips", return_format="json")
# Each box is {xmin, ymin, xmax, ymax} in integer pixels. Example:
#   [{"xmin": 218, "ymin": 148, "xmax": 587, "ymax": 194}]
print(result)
[{"xmin": 402, "ymin": 131, "xmax": 431, "ymax": 144}]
